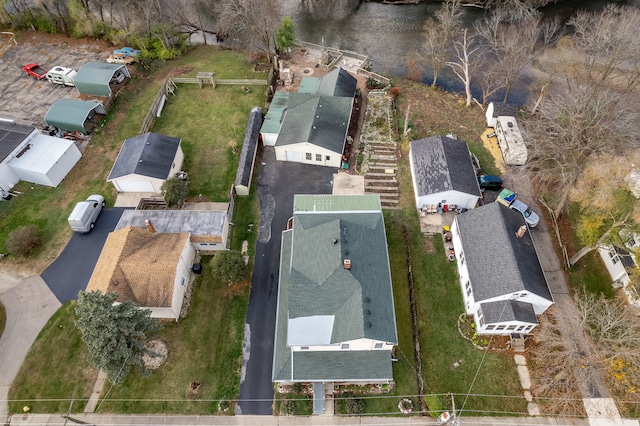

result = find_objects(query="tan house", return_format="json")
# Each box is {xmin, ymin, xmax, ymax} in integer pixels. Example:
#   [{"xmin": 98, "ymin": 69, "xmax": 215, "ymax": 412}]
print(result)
[{"xmin": 86, "ymin": 225, "xmax": 196, "ymax": 320}]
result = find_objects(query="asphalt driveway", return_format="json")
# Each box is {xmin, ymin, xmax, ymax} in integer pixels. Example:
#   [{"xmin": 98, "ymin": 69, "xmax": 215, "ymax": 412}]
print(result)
[
  {"xmin": 237, "ymin": 147, "xmax": 334, "ymax": 415},
  {"xmin": 41, "ymin": 207, "xmax": 126, "ymax": 303}
]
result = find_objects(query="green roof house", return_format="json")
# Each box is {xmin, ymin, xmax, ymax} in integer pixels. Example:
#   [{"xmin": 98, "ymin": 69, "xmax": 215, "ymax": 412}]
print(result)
[{"xmin": 273, "ymin": 194, "xmax": 398, "ymax": 386}]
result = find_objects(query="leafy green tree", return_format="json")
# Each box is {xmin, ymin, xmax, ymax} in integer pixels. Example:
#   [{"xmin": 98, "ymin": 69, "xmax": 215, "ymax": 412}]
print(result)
[
  {"xmin": 275, "ymin": 16, "xmax": 296, "ymax": 54},
  {"xmin": 75, "ymin": 291, "xmax": 162, "ymax": 385},
  {"xmin": 211, "ymin": 250, "xmax": 247, "ymax": 284},
  {"xmin": 161, "ymin": 176, "xmax": 188, "ymax": 207}
]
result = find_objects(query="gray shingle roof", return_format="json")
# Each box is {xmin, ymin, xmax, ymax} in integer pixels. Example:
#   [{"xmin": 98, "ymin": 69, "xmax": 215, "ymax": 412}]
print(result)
[
  {"xmin": 410, "ymin": 136, "xmax": 481, "ymax": 198},
  {"xmin": 235, "ymin": 107, "xmax": 262, "ymax": 187},
  {"xmin": 318, "ymin": 67, "xmax": 357, "ymax": 98},
  {"xmin": 0, "ymin": 121, "xmax": 33, "ymax": 162},
  {"xmin": 108, "ymin": 132, "xmax": 181, "ymax": 180},
  {"xmin": 456, "ymin": 202, "xmax": 552, "ymax": 302},
  {"xmin": 481, "ymin": 300, "xmax": 538, "ymax": 325},
  {"xmin": 275, "ymin": 95, "xmax": 352, "ymax": 154},
  {"xmin": 115, "ymin": 209, "xmax": 226, "ymax": 237},
  {"xmin": 273, "ymin": 195, "xmax": 397, "ymax": 382}
]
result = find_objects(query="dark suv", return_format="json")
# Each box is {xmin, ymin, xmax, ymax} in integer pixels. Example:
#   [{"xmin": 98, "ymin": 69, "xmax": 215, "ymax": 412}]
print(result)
[{"xmin": 477, "ymin": 175, "xmax": 504, "ymax": 191}]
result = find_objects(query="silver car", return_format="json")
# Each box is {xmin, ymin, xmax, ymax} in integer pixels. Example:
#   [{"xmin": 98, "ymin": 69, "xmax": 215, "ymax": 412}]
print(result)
[{"xmin": 510, "ymin": 199, "xmax": 540, "ymax": 227}]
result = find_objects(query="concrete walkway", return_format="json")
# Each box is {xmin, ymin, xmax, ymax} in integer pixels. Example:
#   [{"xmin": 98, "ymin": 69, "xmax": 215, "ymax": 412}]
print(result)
[{"xmin": 0, "ymin": 275, "xmax": 61, "ymax": 421}]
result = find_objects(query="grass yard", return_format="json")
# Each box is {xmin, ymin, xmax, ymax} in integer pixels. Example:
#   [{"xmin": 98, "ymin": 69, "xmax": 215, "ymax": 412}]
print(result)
[
  {"xmin": 9, "ymin": 260, "xmax": 250, "ymax": 415},
  {"xmin": 0, "ymin": 45, "xmax": 266, "ymax": 272},
  {"xmin": 9, "ymin": 303, "xmax": 98, "ymax": 414}
]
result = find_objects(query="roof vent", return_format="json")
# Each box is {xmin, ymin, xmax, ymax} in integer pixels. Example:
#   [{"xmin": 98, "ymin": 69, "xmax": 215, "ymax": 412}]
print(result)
[
  {"xmin": 139, "ymin": 160, "xmax": 143, "ymax": 163},
  {"xmin": 508, "ymin": 121, "xmax": 514, "ymax": 128},
  {"xmin": 344, "ymin": 259, "xmax": 351, "ymax": 270},
  {"xmin": 332, "ymin": 238, "xmax": 338, "ymax": 245},
  {"xmin": 366, "ymin": 321, "xmax": 372, "ymax": 328},
  {"xmin": 515, "ymin": 225, "xmax": 527, "ymax": 238},
  {"xmin": 145, "ymin": 219, "xmax": 157, "ymax": 233}
]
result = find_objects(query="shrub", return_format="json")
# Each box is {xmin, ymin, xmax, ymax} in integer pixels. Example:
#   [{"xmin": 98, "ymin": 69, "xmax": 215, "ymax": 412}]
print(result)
[
  {"xmin": 6, "ymin": 225, "xmax": 41, "ymax": 256},
  {"xmin": 161, "ymin": 177, "xmax": 188, "ymax": 207},
  {"xmin": 210, "ymin": 250, "xmax": 247, "ymax": 284},
  {"xmin": 281, "ymin": 398, "xmax": 296, "ymax": 415},
  {"xmin": 345, "ymin": 397, "xmax": 365, "ymax": 414},
  {"xmin": 389, "ymin": 87, "xmax": 401, "ymax": 99}
]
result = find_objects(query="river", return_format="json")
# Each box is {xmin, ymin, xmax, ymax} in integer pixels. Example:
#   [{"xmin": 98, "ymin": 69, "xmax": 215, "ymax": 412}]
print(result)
[{"xmin": 280, "ymin": 0, "xmax": 629, "ymax": 105}]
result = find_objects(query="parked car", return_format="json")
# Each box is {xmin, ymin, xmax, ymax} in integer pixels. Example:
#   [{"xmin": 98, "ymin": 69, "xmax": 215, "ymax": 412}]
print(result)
[
  {"xmin": 22, "ymin": 63, "xmax": 48, "ymax": 80},
  {"xmin": 478, "ymin": 175, "xmax": 504, "ymax": 191},
  {"xmin": 510, "ymin": 199, "xmax": 540, "ymax": 228},
  {"xmin": 113, "ymin": 47, "xmax": 140, "ymax": 57},
  {"xmin": 110, "ymin": 70, "xmax": 126, "ymax": 84},
  {"xmin": 107, "ymin": 53, "xmax": 136, "ymax": 65},
  {"xmin": 68, "ymin": 195, "xmax": 105, "ymax": 233},
  {"xmin": 45, "ymin": 66, "xmax": 77, "ymax": 86}
]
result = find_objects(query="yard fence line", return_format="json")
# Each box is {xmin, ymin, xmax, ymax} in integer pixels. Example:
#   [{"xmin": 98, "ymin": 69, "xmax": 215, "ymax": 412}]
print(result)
[
  {"xmin": 357, "ymin": 68, "xmax": 391, "ymax": 87},
  {"xmin": 139, "ymin": 75, "xmax": 173, "ymax": 134}
]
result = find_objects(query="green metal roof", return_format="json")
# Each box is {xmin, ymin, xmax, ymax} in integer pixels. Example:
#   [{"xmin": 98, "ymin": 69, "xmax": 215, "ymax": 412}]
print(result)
[
  {"xmin": 44, "ymin": 99, "xmax": 105, "ymax": 134},
  {"xmin": 260, "ymin": 91, "xmax": 290, "ymax": 135},
  {"xmin": 74, "ymin": 62, "xmax": 128, "ymax": 97},
  {"xmin": 294, "ymin": 194, "xmax": 382, "ymax": 213},
  {"xmin": 298, "ymin": 77, "xmax": 321, "ymax": 94},
  {"xmin": 275, "ymin": 95, "xmax": 352, "ymax": 153},
  {"xmin": 273, "ymin": 195, "xmax": 397, "ymax": 382}
]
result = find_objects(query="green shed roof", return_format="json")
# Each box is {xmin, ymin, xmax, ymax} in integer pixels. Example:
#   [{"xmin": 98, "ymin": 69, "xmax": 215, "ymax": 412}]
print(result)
[
  {"xmin": 44, "ymin": 99, "xmax": 105, "ymax": 134},
  {"xmin": 260, "ymin": 91, "xmax": 290, "ymax": 135},
  {"xmin": 74, "ymin": 62, "xmax": 129, "ymax": 97},
  {"xmin": 298, "ymin": 77, "xmax": 321, "ymax": 94},
  {"xmin": 273, "ymin": 195, "xmax": 397, "ymax": 383}
]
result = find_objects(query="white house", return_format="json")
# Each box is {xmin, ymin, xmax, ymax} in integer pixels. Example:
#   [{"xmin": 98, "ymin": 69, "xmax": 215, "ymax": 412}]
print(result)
[
  {"xmin": 273, "ymin": 195, "xmax": 398, "ymax": 385},
  {"xmin": 451, "ymin": 202, "xmax": 554, "ymax": 335},
  {"xmin": 107, "ymin": 132, "xmax": 184, "ymax": 193},
  {"xmin": 86, "ymin": 225, "xmax": 196, "ymax": 320},
  {"xmin": 409, "ymin": 136, "xmax": 482, "ymax": 211},
  {"xmin": 0, "ymin": 120, "xmax": 81, "ymax": 198}
]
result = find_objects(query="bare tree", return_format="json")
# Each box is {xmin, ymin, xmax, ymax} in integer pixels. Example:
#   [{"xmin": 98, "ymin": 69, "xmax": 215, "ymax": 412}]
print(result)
[
  {"xmin": 475, "ymin": 10, "xmax": 560, "ymax": 103},
  {"xmin": 445, "ymin": 28, "xmax": 479, "ymax": 107},
  {"xmin": 217, "ymin": 0, "xmax": 281, "ymax": 58},
  {"xmin": 420, "ymin": 0, "xmax": 464, "ymax": 87},
  {"xmin": 524, "ymin": 84, "xmax": 639, "ymax": 217}
]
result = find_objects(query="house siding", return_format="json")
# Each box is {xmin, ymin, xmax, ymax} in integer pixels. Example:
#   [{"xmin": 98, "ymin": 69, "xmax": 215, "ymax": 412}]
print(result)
[{"xmin": 275, "ymin": 142, "xmax": 341, "ymax": 168}]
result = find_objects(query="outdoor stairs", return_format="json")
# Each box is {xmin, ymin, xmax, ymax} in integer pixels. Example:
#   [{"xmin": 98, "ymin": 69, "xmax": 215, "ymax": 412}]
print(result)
[{"xmin": 364, "ymin": 140, "xmax": 400, "ymax": 209}]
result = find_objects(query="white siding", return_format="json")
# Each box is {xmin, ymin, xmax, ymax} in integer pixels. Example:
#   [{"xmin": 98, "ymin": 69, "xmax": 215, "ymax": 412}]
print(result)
[
  {"xmin": 290, "ymin": 338, "xmax": 390, "ymax": 353},
  {"xmin": 275, "ymin": 142, "xmax": 342, "ymax": 168},
  {"xmin": 262, "ymin": 132, "xmax": 278, "ymax": 147},
  {"xmin": 598, "ymin": 246, "xmax": 630, "ymax": 285}
]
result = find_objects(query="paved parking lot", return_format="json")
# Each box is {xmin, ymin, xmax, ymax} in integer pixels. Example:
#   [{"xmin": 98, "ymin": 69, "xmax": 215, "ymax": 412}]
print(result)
[{"xmin": 0, "ymin": 32, "xmax": 112, "ymax": 127}]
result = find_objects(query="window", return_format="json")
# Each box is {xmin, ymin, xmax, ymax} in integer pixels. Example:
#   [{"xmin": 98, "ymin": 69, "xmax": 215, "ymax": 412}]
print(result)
[
  {"xmin": 519, "ymin": 293, "xmax": 527, "ymax": 298},
  {"xmin": 326, "ymin": 155, "xmax": 331, "ymax": 161},
  {"xmin": 341, "ymin": 343, "xmax": 349, "ymax": 350},
  {"xmin": 374, "ymin": 343, "xmax": 383, "ymax": 349},
  {"xmin": 181, "ymin": 276, "xmax": 186, "ymax": 286},
  {"xmin": 306, "ymin": 153, "xmax": 312, "ymax": 160},
  {"xmin": 316, "ymin": 154, "xmax": 322, "ymax": 161},
  {"xmin": 485, "ymin": 325, "xmax": 495, "ymax": 330},
  {"xmin": 301, "ymin": 346, "xmax": 309, "ymax": 350},
  {"xmin": 496, "ymin": 325, "xmax": 506, "ymax": 331},
  {"xmin": 507, "ymin": 325, "xmax": 516, "ymax": 330},
  {"xmin": 459, "ymin": 251, "xmax": 465, "ymax": 265}
]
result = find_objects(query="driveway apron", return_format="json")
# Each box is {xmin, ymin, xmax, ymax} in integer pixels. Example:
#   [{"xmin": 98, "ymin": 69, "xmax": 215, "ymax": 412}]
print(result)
[
  {"xmin": 41, "ymin": 207, "xmax": 126, "ymax": 303},
  {"xmin": 237, "ymin": 147, "xmax": 334, "ymax": 415}
]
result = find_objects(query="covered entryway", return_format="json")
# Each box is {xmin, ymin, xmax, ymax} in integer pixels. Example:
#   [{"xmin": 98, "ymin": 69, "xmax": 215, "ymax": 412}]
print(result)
[{"xmin": 285, "ymin": 151, "xmax": 302, "ymax": 162}]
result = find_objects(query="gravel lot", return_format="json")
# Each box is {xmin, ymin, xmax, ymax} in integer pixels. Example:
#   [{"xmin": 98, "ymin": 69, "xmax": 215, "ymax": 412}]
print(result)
[{"xmin": 0, "ymin": 32, "xmax": 113, "ymax": 127}]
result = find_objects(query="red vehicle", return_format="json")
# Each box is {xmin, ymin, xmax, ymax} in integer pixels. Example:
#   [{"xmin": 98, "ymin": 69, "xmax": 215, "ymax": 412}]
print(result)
[{"xmin": 22, "ymin": 63, "xmax": 48, "ymax": 80}]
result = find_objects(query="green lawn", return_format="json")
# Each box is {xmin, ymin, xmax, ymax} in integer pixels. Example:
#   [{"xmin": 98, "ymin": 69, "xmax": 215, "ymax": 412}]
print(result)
[{"xmin": 0, "ymin": 45, "xmax": 266, "ymax": 269}]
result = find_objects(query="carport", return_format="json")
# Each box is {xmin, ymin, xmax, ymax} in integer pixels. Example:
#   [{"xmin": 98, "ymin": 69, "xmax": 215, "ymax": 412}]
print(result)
[
  {"xmin": 44, "ymin": 99, "xmax": 106, "ymax": 134},
  {"xmin": 74, "ymin": 62, "xmax": 130, "ymax": 97}
]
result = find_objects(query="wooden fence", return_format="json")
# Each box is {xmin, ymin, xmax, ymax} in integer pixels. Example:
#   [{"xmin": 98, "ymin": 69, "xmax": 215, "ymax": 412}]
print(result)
[{"xmin": 139, "ymin": 75, "xmax": 174, "ymax": 134}]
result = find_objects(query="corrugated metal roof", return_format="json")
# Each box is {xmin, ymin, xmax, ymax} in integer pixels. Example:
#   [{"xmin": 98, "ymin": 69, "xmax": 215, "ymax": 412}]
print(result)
[
  {"xmin": 260, "ymin": 91, "xmax": 290, "ymax": 135},
  {"xmin": 294, "ymin": 194, "xmax": 381, "ymax": 212},
  {"xmin": 298, "ymin": 77, "xmax": 321, "ymax": 94}
]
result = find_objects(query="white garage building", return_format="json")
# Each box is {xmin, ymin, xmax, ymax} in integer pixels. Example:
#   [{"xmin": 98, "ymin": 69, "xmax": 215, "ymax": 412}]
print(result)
[
  {"xmin": 107, "ymin": 132, "xmax": 184, "ymax": 193},
  {"xmin": 0, "ymin": 120, "xmax": 82, "ymax": 198}
]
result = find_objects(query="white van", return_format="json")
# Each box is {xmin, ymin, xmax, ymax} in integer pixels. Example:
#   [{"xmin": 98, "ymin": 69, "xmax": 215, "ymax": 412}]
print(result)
[
  {"xmin": 45, "ymin": 66, "xmax": 77, "ymax": 86},
  {"xmin": 68, "ymin": 195, "xmax": 105, "ymax": 233}
]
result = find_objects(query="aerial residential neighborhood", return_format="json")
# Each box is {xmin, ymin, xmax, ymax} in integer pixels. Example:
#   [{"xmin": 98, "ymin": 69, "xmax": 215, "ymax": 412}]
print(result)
[{"xmin": 0, "ymin": 1, "xmax": 639, "ymax": 425}]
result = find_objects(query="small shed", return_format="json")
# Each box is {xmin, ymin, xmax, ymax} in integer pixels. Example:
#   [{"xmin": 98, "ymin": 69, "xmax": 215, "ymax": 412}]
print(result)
[
  {"xmin": 234, "ymin": 107, "xmax": 262, "ymax": 196},
  {"xmin": 44, "ymin": 99, "xmax": 106, "ymax": 134},
  {"xmin": 409, "ymin": 136, "xmax": 482, "ymax": 211},
  {"xmin": 107, "ymin": 132, "xmax": 183, "ymax": 193},
  {"xmin": 0, "ymin": 120, "xmax": 81, "ymax": 197},
  {"xmin": 260, "ymin": 91, "xmax": 289, "ymax": 146},
  {"xmin": 74, "ymin": 62, "xmax": 130, "ymax": 97}
]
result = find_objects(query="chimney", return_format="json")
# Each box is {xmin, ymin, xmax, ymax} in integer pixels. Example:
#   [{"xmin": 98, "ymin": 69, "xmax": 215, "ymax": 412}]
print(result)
[
  {"xmin": 145, "ymin": 219, "xmax": 157, "ymax": 233},
  {"xmin": 344, "ymin": 259, "xmax": 351, "ymax": 270},
  {"xmin": 515, "ymin": 225, "xmax": 527, "ymax": 238}
]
